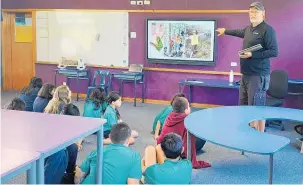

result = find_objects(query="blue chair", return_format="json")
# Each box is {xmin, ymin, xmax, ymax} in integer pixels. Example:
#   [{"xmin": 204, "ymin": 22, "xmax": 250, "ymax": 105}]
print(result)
[{"xmin": 86, "ymin": 70, "xmax": 112, "ymax": 98}]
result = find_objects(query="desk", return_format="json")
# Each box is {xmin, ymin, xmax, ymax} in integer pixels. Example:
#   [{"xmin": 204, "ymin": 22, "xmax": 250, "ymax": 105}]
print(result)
[
  {"xmin": 185, "ymin": 106, "xmax": 303, "ymax": 184},
  {"xmin": 54, "ymin": 68, "xmax": 90, "ymax": 101},
  {"xmin": 1, "ymin": 110, "xmax": 105, "ymax": 184},
  {"xmin": 179, "ymin": 79, "xmax": 239, "ymax": 104},
  {"xmin": 1, "ymin": 148, "xmax": 40, "ymax": 184},
  {"xmin": 179, "ymin": 78, "xmax": 303, "ymax": 104},
  {"xmin": 112, "ymin": 72, "xmax": 145, "ymax": 107}
]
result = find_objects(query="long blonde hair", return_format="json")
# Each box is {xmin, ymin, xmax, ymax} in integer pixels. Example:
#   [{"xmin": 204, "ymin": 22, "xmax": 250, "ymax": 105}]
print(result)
[{"xmin": 44, "ymin": 85, "xmax": 72, "ymax": 114}]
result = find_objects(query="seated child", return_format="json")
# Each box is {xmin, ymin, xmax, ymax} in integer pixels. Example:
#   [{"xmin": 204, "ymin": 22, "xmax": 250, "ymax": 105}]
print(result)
[
  {"xmin": 44, "ymin": 85, "xmax": 72, "ymax": 114},
  {"xmin": 75, "ymin": 123, "xmax": 142, "ymax": 184},
  {"xmin": 152, "ymin": 93, "xmax": 185, "ymax": 140},
  {"xmin": 6, "ymin": 97, "xmax": 25, "ymax": 111},
  {"xmin": 103, "ymin": 91, "xmax": 138, "ymax": 144},
  {"xmin": 18, "ymin": 77, "xmax": 43, "ymax": 111},
  {"xmin": 33, "ymin": 83, "xmax": 55, "ymax": 112},
  {"xmin": 44, "ymin": 149, "xmax": 68, "ymax": 184},
  {"xmin": 60, "ymin": 104, "xmax": 81, "ymax": 184},
  {"xmin": 157, "ymin": 97, "xmax": 210, "ymax": 169},
  {"xmin": 142, "ymin": 133, "xmax": 192, "ymax": 184},
  {"xmin": 83, "ymin": 87, "xmax": 107, "ymax": 118}
]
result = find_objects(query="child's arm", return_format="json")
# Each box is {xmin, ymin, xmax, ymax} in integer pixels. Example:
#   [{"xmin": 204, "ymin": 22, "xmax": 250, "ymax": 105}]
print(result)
[
  {"xmin": 127, "ymin": 178, "xmax": 140, "ymax": 184},
  {"xmin": 75, "ymin": 150, "xmax": 95, "ymax": 183},
  {"xmin": 153, "ymin": 121, "xmax": 161, "ymax": 140},
  {"xmin": 74, "ymin": 166, "xmax": 87, "ymax": 184},
  {"xmin": 76, "ymin": 140, "xmax": 83, "ymax": 151}
]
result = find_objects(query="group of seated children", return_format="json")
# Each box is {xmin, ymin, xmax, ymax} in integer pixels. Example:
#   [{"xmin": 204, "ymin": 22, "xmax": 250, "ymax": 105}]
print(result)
[{"xmin": 5, "ymin": 76, "xmax": 210, "ymax": 184}]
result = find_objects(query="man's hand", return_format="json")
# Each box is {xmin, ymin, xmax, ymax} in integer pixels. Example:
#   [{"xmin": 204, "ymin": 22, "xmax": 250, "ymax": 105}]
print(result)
[
  {"xmin": 216, "ymin": 28, "xmax": 226, "ymax": 36},
  {"xmin": 239, "ymin": 52, "xmax": 252, "ymax": 59}
]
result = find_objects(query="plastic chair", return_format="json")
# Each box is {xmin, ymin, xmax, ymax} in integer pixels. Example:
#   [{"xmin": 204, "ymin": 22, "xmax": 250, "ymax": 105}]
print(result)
[
  {"xmin": 86, "ymin": 70, "xmax": 111, "ymax": 98},
  {"xmin": 265, "ymin": 70, "xmax": 289, "ymax": 131}
]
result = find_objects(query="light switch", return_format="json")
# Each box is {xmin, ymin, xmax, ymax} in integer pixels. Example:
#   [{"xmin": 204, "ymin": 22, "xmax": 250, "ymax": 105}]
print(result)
[
  {"xmin": 144, "ymin": 0, "xmax": 151, "ymax": 5},
  {"xmin": 130, "ymin": 1, "xmax": 136, "ymax": 5}
]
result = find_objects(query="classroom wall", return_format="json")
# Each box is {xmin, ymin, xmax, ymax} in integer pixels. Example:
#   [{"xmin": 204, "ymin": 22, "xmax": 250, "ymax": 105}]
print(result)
[{"xmin": 3, "ymin": 0, "xmax": 303, "ymax": 108}]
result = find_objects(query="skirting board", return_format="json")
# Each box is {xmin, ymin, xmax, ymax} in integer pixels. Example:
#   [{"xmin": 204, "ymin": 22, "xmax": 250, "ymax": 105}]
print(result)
[{"xmin": 71, "ymin": 93, "xmax": 222, "ymax": 108}]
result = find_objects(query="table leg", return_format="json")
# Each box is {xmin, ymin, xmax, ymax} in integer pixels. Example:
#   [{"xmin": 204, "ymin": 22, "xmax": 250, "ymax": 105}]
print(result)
[
  {"xmin": 269, "ymin": 154, "xmax": 273, "ymax": 184},
  {"xmin": 187, "ymin": 131, "xmax": 191, "ymax": 161},
  {"xmin": 141, "ymin": 77, "xmax": 145, "ymax": 103},
  {"xmin": 96, "ymin": 129, "xmax": 103, "ymax": 184},
  {"xmin": 189, "ymin": 85, "xmax": 192, "ymax": 104},
  {"xmin": 134, "ymin": 78, "xmax": 137, "ymax": 107},
  {"xmin": 54, "ymin": 72, "xmax": 57, "ymax": 87},
  {"xmin": 179, "ymin": 83, "xmax": 182, "ymax": 93},
  {"xmin": 37, "ymin": 157, "xmax": 44, "ymax": 184},
  {"xmin": 119, "ymin": 80, "xmax": 123, "ymax": 96},
  {"xmin": 27, "ymin": 161, "xmax": 36, "ymax": 184},
  {"xmin": 77, "ymin": 71, "xmax": 80, "ymax": 101}
]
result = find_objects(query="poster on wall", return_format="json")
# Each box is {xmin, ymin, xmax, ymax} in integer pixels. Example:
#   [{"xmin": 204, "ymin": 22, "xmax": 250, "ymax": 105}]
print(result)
[{"xmin": 146, "ymin": 19, "xmax": 217, "ymax": 66}]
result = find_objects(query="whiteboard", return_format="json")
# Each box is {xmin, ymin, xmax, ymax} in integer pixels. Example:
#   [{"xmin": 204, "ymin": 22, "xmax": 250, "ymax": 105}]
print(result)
[{"xmin": 36, "ymin": 11, "xmax": 129, "ymax": 67}]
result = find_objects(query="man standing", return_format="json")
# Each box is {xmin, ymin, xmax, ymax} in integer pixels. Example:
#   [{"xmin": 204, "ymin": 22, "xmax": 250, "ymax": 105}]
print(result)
[{"xmin": 216, "ymin": 2, "xmax": 278, "ymax": 132}]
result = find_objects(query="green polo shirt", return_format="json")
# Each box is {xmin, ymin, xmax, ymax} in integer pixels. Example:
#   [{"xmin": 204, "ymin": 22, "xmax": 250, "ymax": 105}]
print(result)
[
  {"xmin": 152, "ymin": 105, "xmax": 173, "ymax": 134},
  {"xmin": 145, "ymin": 159, "xmax": 192, "ymax": 184},
  {"xmin": 83, "ymin": 100, "xmax": 108, "ymax": 118},
  {"xmin": 103, "ymin": 105, "xmax": 118, "ymax": 131},
  {"xmin": 80, "ymin": 144, "xmax": 142, "ymax": 184}
]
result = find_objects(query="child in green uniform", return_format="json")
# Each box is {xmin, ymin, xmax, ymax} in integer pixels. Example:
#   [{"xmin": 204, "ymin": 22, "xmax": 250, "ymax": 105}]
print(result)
[
  {"xmin": 142, "ymin": 133, "xmax": 192, "ymax": 184},
  {"xmin": 152, "ymin": 93, "xmax": 185, "ymax": 140},
  {"xmin": 83, "ymin": 87, "xmax": 107, "ymax": 118},
  {"xmin": 75, "ymin": 123, "xmax": 142, "ymax": 184},
  {"xmin": 103, "ymin": 91, "xmax": 138, "ymax": 144}
]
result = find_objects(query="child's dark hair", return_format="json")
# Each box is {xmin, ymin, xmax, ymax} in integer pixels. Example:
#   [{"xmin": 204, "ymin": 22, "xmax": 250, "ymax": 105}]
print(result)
[
  {"xmin": 109, "ymin": 122, "xmax": 131, "ymax": 144},
  {"xmin": 170, "ymin": 93, "xmax": 185, "ymax": 105},
  {"xmin": 87, "ymin": 87, "xmax": 106, "ymax": 111},
  {"xmin": 20, "ymin": 77, "xmax": 43, "ymax": 95},
  {"xmin": 160, "ymin": 133, "xmax": 183, "ymax": 159},
  {"xmin": 6, "ymin": 97, "xmax": 25, "ymax": 111},
  {"xmin": 61, "ymin": 103, "xmax": 80, "ymax": 116},
  {"xmin": 106, "ymin": 91, "xmax": 121, "ymax": 119},
  {"xmin": 173, "ymin": 97, "xmax": 188, "ymax": 113},
  {"xmin": 38, "ymin": 83, "xmax": 55, "ymax": 100}
]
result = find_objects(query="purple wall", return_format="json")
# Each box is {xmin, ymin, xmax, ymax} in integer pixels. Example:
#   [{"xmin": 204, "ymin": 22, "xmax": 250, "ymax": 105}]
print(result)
[{"xmin": 5, "ymin": 0, "xmax": 303, "ymax": 108}]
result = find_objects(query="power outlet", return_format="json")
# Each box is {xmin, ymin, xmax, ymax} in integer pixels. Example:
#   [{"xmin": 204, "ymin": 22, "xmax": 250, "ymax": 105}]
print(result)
[
  {"xmin": 130, "ymin": 1, "xmax": 136, "ymax": 5},
  {"xmin": 144, "ymin": 0, "xmax": 150, "ymax": 5},
  {"xmin": 137, "ymin": 1, "xmax": 143, "ymax": 5}
]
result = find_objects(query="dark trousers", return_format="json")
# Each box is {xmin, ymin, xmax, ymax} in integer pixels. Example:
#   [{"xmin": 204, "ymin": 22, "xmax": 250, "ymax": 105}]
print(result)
[
  {"xmin": 196, "ymin": 137, "xmax": 206, "ymax": 152},
  {"xmin": 61, "ymin": 143, "xmax": 79, "ymax": 184},
  {"xmin": 44, "ymin": 149, "xmax": 68, "ymax": 184},
  {"xmin": 239, "ymin": 75, "xmax": 270, "ymax": 105}
]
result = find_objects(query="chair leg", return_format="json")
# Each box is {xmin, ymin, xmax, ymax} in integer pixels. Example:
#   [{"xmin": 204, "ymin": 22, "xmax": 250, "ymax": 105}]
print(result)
[{"xmin": 267, "ymin": 120, "xmax": 285, "ymax": 131}]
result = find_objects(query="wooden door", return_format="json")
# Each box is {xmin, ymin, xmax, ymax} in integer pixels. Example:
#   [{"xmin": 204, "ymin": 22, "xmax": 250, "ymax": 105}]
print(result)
[{"xmin": 2, "ymin": 12, "xmax": 34, "ymax": 91}]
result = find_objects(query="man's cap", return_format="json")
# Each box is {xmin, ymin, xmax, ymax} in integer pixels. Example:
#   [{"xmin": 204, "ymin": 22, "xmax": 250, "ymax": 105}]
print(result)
[{"xmin": 250, "ymin": 2, "xmax": 265, "ymax": 11}]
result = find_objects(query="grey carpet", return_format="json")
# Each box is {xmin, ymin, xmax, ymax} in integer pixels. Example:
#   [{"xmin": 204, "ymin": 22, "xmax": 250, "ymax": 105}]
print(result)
[{"xmin": 1, "ymin": 91, "xmax": 303, "ymax": 184}]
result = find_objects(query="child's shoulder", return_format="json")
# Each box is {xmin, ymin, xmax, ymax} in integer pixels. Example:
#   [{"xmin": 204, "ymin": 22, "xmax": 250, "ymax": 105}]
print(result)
[
  {"xmin": 86, "ymin": 149, "xmax": 98, "ymax": 160},
  {"xmin": 178, "ymin": 159, "xmax": 192, "ymax": 168},
  {"xmin": 119, "ymin": 145, "xmax": 141, "ymax": 159}
]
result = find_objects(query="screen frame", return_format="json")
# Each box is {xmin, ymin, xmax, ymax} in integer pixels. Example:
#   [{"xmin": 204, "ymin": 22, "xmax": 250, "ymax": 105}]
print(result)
[{"xmin": 145, "ymin": 18, "xmax": 217, "ymax": 66}]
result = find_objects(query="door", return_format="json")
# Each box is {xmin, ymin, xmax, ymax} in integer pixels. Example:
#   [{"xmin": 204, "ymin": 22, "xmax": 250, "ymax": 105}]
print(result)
[{"xmin": 2, "ymin": 12, "xmax": 34, "ymax": 91}]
